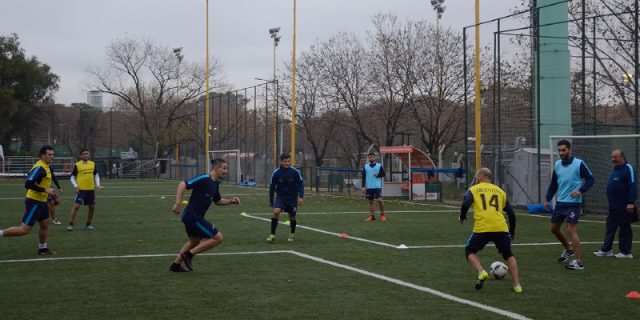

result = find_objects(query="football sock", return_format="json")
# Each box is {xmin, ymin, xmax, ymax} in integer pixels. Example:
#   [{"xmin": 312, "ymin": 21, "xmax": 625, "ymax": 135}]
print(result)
[
  {"xmin": 271, "ymin": 218, "xmax": 278, "ymax": 234},
  {"xmin": 290, "ymin": 220, "xmax": 297, "ymax": 234},
  {"xmin": 39, "ymin": 242, "xmax": 47, "ymax": 249},
  {"xmin": 86, "ymin": 222, "xmax": 91, "ymax": 227},
  {"xmin": 68, "ymin": 222, "xmax": 74, "ymax": 226}
]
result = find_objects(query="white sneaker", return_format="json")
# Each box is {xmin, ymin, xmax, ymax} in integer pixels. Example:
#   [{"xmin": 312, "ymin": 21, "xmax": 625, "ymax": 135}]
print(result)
[
  {"xmin": 564, "ymin": 259, "xmax": 584, "ymax": 270},
  {"xmin": 593, "ymin": 250, "xmax": 614, "ymax": 257},
  {"xmin": 614, "ymin": 253, "xmax": 633, "ymax": 259}
]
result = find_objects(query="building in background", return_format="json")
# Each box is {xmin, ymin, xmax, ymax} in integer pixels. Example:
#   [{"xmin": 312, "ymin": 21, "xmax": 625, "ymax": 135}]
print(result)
[{"xmin": 86, "ymin": 90, "xmax": 103, "ymax": 108}]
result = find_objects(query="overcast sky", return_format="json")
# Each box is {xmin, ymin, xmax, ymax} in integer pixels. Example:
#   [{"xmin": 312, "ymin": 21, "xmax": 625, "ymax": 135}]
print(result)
[{"xmin": 1, "ymin": 0, "xmax": 515, "ymax": 105}]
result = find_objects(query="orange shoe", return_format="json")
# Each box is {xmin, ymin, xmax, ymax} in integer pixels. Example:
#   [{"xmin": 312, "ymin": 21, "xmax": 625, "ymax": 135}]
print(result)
[
  {"xmin": 365, "ymin": 215, "xmax": 375, "ymax": 222},
  {"xmin": 380, "ymin": 215, "xmax": 387, "ymax": 221}
]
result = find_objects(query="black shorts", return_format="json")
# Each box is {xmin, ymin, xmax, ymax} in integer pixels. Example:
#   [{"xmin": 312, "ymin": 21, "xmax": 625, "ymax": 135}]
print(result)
[
  {"xmin": 75, "ymin": 190, "xmax": 96, "ymax": 206},
  {"xmin": 275, "ymin": 197, "xmax": 297, "ymax": 216},
  {"xmin": 23, "ymin": 199, "xmax": 49, "ymax": 226},
  {"xmin": 465, "ymin": 232, "xmax": 514, "ymax": 260}
]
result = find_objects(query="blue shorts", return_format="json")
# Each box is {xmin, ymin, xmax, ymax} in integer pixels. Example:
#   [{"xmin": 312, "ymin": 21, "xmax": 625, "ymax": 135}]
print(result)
[
  {"xmin": 365, "ymin": 188, "xmax": 383, "ymax": 200},
  {"xmin": 465, "ymin": 232, "xmax": 514, "ymax": 260},
  {"xmin": 551, "ymin": 204, "xmax": 581, "ymax": 224},
  {"xmin": 182, "ymin": 211, "xmax": 219, "ymax": 240},
  {"xmin": 274, "ymin": 197, "xmax": 297, "ymax": 216},
  {"xmin": 75, "ymin": 190, "xmax": 96, "ymax": 205},
  {"xmin": 23, "ymin": 199, "xmax": 49, "ymax": 226}
]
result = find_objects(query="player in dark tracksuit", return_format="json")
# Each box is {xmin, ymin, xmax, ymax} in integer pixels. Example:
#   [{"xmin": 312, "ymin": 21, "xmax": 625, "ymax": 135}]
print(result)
[
  {"xmin": 267, "ymin": 153, "xmax": 304, "ymax": 242},
  {"xmin": 594, "ymin": 150, "xmax": 637, "ymax": 258}
]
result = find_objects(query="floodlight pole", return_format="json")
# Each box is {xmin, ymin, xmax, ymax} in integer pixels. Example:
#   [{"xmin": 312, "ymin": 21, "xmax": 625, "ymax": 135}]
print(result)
[
  {"xmin": 474, "ymin": 0, "xmax": 481, "ymax": 173},
  {"xmin": 270, "ymin": 27, "xmax": 281, "ymax": 168},
  {"xmin": 205, "ymin": 0, "xmax": 211, "ymax": 171},
  {"xmin": 432, "ymin": 0, "xmax": 445, "ymax": 170},
  {"xmin": 291, "ymin": 0, "xmax": 297, "ymax": 166}
]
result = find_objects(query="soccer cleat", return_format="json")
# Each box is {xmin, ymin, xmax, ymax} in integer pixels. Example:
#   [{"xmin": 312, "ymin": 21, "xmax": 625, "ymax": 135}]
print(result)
[
  {"xmin": 84, "ymin": 225, "xmax": 96, "ymax": 231},
  {"xmin": 51, "ymin": 219, "xmax": 62, "ymax": 225},
  {"xmin": 266, "ymin": 234, "xmax": 276, "ymax": 242},
  {"xmin": 380, "ymin": 215, "xmax": 387, "ymax": 221},
  {"xmin": 475, "ymin": 270, "xmax": 489, "ymax": 290},
  {"xmin": 593, "ymin": 250, "xmax": 614, "ymax": 257},
  {"xmin": 513, "ymin": 285, "xmax": 523, "ymax": 294},
  {"xmin": 365, "ymin": 215, "xmax": 375, "ymax": 222},
  {"xmin": 614, "ymin": 253, "xmax": 633, "ymax": 259},
  {"xmin": 288, "ymin": 233, "xmax": 295, "ymax": 242},
  {"xmin": 66, "ymin": 225, "xmax": 74, "ymax": 232},
  {"xmin": 181, "ymin": 251, "xmax": 194, "ymax": 271},
  {"xmin": 557, "ymin": 249, "xmax": 574, "ymax": 263},
  {"xmin": 169, "ymin": 263, "xmax": 190, "ymax": 272},
  {"xmin": 564, "ymin": 259, "xmax": 584, "ymax": 270},
  {"xmin": 38, "ymin": 248, "xmax": 56, "ymax": 256}
]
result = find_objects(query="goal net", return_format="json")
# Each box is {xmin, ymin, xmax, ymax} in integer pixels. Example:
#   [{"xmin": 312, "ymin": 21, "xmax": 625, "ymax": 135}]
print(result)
[
  {"xmin": 208, "ymin": 149, "xmax": 241, "ymax": 184},
  {"xmin": 549, "ymin": 135, "xmax": 640, "ymax": 214}
]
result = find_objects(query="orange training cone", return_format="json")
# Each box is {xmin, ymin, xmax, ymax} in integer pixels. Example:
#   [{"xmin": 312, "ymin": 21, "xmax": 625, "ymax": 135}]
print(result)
[
  {"xmin": 625, "ymin": 291, "xmax": 640, "ymax": 299},
  {"xmin": 339, "ymin": 233, "xmax": 349, "ymax": 238}
]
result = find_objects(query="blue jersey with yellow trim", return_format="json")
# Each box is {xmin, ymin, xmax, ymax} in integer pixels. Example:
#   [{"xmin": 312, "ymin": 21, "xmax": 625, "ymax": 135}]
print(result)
[{"xmin": 183, "ymin": 174, "xmax": 221, "ymax": 219}]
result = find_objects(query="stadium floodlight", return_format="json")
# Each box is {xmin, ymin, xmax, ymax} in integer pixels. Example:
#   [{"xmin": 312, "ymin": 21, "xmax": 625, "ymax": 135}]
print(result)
[
  {"xmin": 269, "ymin": 27, "xmax": 280, "ymax": 35},
  {"xmin": 430, "ymin": 0, "xmax": 446, "ymax": 18},
  {"xmin": 269, "ymin": 27, "xmax": 281, "ymax": 47}
]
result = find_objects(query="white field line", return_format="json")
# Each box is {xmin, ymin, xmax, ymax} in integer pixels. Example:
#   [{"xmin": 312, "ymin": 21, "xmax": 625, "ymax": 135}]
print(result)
[
  {"xmin": 0, "ymin": 250, "xmax": 290, "ymax": 264},
  {"xmin": 240, "ymin": 212, "xmax": 638, "ymax": 250},
  {"xmin": 0, "ymin": 193, "xmax": 248, "ymax": 201},
  {"xmin": 407, "ymin": 241, "xmax": 640, "ymax": 249},
  {"xmin": 240, "ymin": 212, "xmax": 399, "ymax": 248},
  {"xmin": 0, "ymin": 249, "xmax": 532, "ymax": 319},
  {"xmin": 525, "ymin": 213, "xmax": 640, "ymax": 228},
  {"xmin": 246, "ymin": 210, "xmax": 458, "ymax": 215},
  {"xmin": 317, "ymin": 192, "xmax": 460, "ymax": 209},
  {"xmin": 290, "ymin": 251, "xmax": 532, "ymax": 320},
  {"xmin": 317, "ymin": 193, "xmax": 640, "ymax": 228}
]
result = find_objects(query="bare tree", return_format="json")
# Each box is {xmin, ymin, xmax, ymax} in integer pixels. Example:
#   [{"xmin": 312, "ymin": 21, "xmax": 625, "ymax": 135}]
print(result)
[
  {"xmin": 279, "ymin": 47, "xmax": 341, "ymax": 167},
  {"xmin": 568, "ymin": 1, "xmax": 637, "ymax": 117},
  {"xmin": 367, "ymin": 14, "xmax": 414, "ymax": 150},
  {"xmin": 318, "ymin": 32, "xmax": 375, "ymax": 152},
  {"xmin": 86, "ymin": 37, "xmax": 228, "ymax": 170}
]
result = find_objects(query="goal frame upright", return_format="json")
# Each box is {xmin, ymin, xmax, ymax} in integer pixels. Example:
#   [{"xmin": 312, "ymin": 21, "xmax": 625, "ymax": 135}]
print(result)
[{"xmin": 208, "ymin": 149, "xmax": 241, "ymax": 184}]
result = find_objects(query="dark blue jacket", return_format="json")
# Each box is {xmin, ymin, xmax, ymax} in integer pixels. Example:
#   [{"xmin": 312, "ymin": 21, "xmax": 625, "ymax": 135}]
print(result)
[
  {"xmin": 607, "ymin": 161, "xmax": 637, "ymax": 210},
  {"xmin": 269, "ymin": 166, "xmax": 304, "ymax": 204}
]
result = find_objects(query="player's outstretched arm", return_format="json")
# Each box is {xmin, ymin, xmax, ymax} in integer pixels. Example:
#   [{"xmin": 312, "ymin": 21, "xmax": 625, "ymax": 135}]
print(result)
[{"xmin": 216, "ymin": 197, "xmax": 241, "ymax": 206}]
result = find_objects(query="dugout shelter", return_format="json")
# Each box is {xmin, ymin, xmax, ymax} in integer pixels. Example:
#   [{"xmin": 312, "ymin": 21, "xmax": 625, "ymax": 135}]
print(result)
[{"xmin": 379, "ymin": 146, "xmax": 437, "ymax": 200}]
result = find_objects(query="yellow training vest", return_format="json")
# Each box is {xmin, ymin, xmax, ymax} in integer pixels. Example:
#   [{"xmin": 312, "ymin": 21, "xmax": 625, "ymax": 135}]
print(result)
[
  {"xmin": 469, "ymin": 182, "xmax": 509, "ymax": 233},
  {"xmin": 26, "ymin": 160, "xmax": 51, "ymax": 202},
  {"xmin": 74, "ymin": 160, "xmax": 96, "ymax": 190}
]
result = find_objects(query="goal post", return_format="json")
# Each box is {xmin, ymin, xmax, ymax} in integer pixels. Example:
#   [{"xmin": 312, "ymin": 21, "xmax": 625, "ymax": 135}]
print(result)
[
  {"xmin": 549, "ymin": 134, "xmax": 640, "ymax": 214},
  {"xmin": 208, "ymin": 149, "xmax": 241, "ymax": 184}
]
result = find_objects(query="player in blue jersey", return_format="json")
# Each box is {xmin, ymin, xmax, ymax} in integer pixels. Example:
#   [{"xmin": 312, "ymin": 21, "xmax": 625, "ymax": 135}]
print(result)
[
  {"xmin": 0, "ymin": 145, "xmax": 58, "ymax": 255},
  {"xmin": 362, "ymin": 152, "xmax": 386, "ymax": 221},
  {"xmin": 169, "ymin": 158, "xmax": 241, "ymax": 272},
  {"xmin": 266, "ymin": 153, "xmax": 304, "ymax": 242},
  {"xmin": 544, "ymin": 139, "xmax": 595, "ymax": 270}
]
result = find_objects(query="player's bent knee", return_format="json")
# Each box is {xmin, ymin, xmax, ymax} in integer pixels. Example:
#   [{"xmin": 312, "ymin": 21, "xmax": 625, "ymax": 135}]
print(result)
[{"xmin": 465, "ymin": 248, "xmax": 477, "ymax": 260}]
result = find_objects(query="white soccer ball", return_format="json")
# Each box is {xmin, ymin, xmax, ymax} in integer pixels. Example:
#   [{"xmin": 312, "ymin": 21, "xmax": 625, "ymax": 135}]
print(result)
[{"xmin": 489, "ymin": 261, "xmax": 508, "ymax": 279}]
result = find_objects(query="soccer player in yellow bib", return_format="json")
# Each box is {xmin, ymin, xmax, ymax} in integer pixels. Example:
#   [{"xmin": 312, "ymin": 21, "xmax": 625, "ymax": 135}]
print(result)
[
  {"xmin": 459, "ymin": 168, "xmax": 522, "ymax": 293},
  {"xmin": 0, "ymin": 145, "xmax": 57, "ymax": 255},
  {"xmin": 67, "ymin": 149, "xmax": 101, "ymax": 231}
]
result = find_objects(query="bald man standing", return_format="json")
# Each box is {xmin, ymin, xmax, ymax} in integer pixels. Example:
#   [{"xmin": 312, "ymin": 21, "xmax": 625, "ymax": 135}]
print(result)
[{"xmin": 593, "ymin": 149, "xmax": 637, "ymax": 259}]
